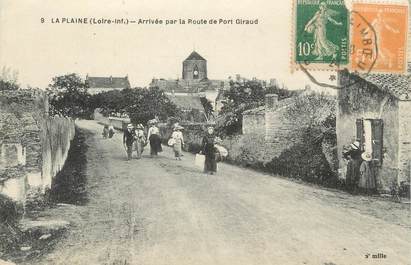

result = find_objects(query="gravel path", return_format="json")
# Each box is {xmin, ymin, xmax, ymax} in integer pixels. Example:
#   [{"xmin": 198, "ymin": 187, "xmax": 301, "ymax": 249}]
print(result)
[{"xmin": 24, "ymin": 120, "xmax": 411, "ymax": 265}]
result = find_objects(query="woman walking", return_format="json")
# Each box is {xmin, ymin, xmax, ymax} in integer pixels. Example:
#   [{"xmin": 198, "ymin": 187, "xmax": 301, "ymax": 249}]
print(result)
[
  {"xmin": 134, "ymin": 124, "xmax": 146, "ymax": 159},
  {"xmin": 147, "ymin": 119, "xmax": 162, "ymax": 157},
  {"xmin": 201, "ymin": 126, "xmax": 217, "ymax": 174},
  {"xmin": 171, "ymin": 125, "xmax": 184, "ymax": 160}
]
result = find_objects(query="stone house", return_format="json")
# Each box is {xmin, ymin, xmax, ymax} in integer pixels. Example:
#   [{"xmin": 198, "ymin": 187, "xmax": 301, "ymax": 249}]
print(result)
[
  {"xmin": 242, "ymin": 106, "xmax": 265, "ymax": 135},
  {"xmin": 86, "ymin": 75, "xmax": 131, "ymax": 95},
  {"xmin": 337, "ymin": 69, "xmax": 411, "ymax": 192},
  {"xmin": 241, "ymin": 94, "xmax": 298, "ymax": 157},
  {"xmin": 168, "ymin": 94, "xmax": 206, "ymax": 122}
]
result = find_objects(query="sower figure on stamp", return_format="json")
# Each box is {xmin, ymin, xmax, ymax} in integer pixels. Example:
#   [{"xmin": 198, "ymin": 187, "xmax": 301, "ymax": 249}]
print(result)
[
  {"xmin": 304, "ymin": 2, "xmax": 342, "ymax": 60},
  {"xmin": 123, "ymin": 123, "xmax": 136, "ymax": 161}
]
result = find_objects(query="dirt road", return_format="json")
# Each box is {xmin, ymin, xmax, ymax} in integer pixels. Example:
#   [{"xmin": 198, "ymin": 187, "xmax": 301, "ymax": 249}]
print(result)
[{"xmin": 25, "ymin": 120, "xmax": 411, "ymax": 265}]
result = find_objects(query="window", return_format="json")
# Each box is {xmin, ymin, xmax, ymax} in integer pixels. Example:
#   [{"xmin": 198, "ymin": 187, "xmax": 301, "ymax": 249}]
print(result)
[
  {"xmin": 193, "ymin": 65, "xmax": 199, "ymax": 79},
  {"xmin": 356, "ymin": 118, "xmax": 384, "ymax": 166}
]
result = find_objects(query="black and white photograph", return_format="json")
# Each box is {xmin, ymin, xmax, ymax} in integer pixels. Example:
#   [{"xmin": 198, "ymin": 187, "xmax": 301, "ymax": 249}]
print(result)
[{"xmin": 0, "ymin": 0, "xmax": 410, "ymax": 264}]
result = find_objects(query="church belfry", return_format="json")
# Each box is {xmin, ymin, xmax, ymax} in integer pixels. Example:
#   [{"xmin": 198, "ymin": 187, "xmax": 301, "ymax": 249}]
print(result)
[
  {"xmin": 193, "ymin": 65, "xmax": 199, "ymax": 79},
  {"xmin": 182, "ymin": 51, "xmax": 207, "ymax": 81}
]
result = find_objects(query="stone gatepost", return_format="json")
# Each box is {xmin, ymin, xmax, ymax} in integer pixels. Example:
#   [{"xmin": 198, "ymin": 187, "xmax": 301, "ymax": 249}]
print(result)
[{"xmin": 265, "ymin": 94, "xmax": 279, "ymax": 142}]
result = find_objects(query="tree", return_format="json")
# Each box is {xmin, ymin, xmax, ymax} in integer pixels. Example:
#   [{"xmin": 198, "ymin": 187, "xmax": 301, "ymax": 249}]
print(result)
[
  {"xmin": 284, "ymin": 92, "xmax": 336, "ymax": 141},
  {"xmin": 0, "ymin": 66, "xmax": 19, "ymax": 91},
  {"xmin": 200, "ymin": 97, "xmax": 214, "ymax": 121},
  {"xmin": 48, "ymin": 73, "xmax": 92, "ymax": 118},
  {"xmin": 124, "ymin": 87, "xmax": 181, "ymax": 125},
  {"xmin": 0, "ymin": 80, "xmax": 19, "ymax": 91},
  {"xmin": 217, "ymin": 80, "xmax": 266, "ymax": 136},
  {"xmin": 91, "ymin": 90, "xmax": 127, "ymax": 116},
  {"xmin": 90, "ymin": 87, "xmax": 181, "ymax": 125}
]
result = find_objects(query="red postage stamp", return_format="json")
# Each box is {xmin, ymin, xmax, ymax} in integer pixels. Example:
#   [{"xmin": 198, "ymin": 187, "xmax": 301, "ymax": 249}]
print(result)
[{"xmin": 350, "ymin": 3, "xmax": 408, "ymax": 73}]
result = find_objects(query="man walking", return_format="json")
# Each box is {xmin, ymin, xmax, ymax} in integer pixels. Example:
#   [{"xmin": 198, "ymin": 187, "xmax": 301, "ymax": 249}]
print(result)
[{"xmin": 123, "ymin": 123, "xmax": 135, "ymax": 161}]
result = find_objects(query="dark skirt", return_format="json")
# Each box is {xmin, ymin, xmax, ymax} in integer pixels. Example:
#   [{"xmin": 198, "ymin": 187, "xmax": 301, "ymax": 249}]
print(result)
[
  {"xmin": 149, "ymin": 134, "xmax": 162, "ymax": 155},
  {"xmin": 346, "ymin": 158, "xmax": 361, "ymax": 190},
  {"xmin": 204, "ymin": 155, "xmax": 217, "ymax": 173}
]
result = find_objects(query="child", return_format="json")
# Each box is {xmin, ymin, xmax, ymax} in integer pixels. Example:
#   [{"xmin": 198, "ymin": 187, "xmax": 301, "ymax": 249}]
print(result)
[
  {"xmin": 108, "ymin": 124, "xmax": 115, "ymax": 138},
  {"xmin": 102, "ymin": 125, "xmax": 109, "ymax": 139},
  {"xmin": 359, "ymin": 152, "xmax": 376, "ymax": 195}
]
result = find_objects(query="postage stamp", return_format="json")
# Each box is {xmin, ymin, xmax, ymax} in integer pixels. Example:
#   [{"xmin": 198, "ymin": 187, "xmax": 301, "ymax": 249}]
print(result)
[
  {"xmin": 292, "ymin": 0, "xmax": 350, "ymax": 71},
  {"xmin": 350, "ymin": 3, "xmax": 408, "ymax": 74}
]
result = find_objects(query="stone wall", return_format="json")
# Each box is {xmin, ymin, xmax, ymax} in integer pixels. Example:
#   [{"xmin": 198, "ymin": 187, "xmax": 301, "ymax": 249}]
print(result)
[
  {"xmin": 0, "ymin": 90, "xmax": 75, "ymax": 202},
  {"xmin": 264, "ymin": 94, "xmax": 302, "ymax": 157},
  {"xmin": 398, "ymin": 101, "xmax": 411, "ymax": 185},
  {"xmin": 242, "ymin": 107, "xmax": 265, "ymax": 135}
]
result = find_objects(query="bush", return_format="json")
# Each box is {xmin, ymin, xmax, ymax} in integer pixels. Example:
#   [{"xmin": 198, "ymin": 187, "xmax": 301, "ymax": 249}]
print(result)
[
  {"xmin": 0, "ymin": 194, "xmax": 23, "ymax": 225},
  {"xmin": 266, "ymin": 144, "xmax": 333, "ymax": 184}
]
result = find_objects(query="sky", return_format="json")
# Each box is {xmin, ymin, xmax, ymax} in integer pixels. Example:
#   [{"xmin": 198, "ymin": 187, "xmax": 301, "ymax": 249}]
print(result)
[{"xmin": 0, "ymin": 0, "xmax": 407, "ymax": 92}]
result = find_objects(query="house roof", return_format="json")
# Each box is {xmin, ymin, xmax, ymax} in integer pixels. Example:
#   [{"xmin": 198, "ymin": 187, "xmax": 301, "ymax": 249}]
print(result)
[
  {"xmin": 184, "ymin": 51, "xmax": 206, "ymax": 61},
  {"xmin": 168, "ymin": 95, "xmax": 204, "ymax": 111},
  {"xmin": 242, "ymin": 96, "xmax": 297, "ymax": 115},
  {"xmin": 358, "ymin": 71, "xmax": 411, "ymax": 100},
  {"xmin": 86, "ymin": 76, "xmax": 130, "ymax": 89},
  {"xmin": 151, "ymin": 78, "xmax": 219, "ymax": 93},
  {"xmin": 243, "ymin": 106, "xmax": 265, "ymax": 115}
]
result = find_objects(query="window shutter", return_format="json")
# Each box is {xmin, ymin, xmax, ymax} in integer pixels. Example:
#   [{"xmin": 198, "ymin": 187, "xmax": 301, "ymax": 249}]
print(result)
[
  {"xmin": 371, "ymin": 119, "xmax": 383, "ymax": 166},
  {"xmin": 356, "ymin": 118, "xmax": 364, "ymax": 150}
]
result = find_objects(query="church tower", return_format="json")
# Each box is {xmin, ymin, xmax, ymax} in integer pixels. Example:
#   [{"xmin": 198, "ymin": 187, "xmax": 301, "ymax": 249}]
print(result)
[{"xmin": 182, "ymin": 51, "xmax": 207, "ymax": 81}]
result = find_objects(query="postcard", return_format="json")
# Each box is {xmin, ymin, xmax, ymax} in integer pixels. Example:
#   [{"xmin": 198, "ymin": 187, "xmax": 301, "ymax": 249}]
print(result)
[{"xmin": 0, "ymin": 0, "xmax": 409, "ymax": 264}]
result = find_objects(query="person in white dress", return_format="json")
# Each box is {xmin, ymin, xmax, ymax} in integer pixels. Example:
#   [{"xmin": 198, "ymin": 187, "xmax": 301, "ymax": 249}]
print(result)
[{"xmin": 171, "ymin": 125, "xmax": 184, "ymax": 160}]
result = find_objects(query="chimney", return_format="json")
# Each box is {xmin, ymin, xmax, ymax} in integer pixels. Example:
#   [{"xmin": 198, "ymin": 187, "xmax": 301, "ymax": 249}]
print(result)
[{"xmin": 265, "ymin": 94, "xmax": 278, "ymax": 110}]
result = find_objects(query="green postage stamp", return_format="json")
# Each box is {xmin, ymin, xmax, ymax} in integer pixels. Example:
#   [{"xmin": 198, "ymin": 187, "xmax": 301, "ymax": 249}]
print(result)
[{"xmin": 293, "ymin": 0, "xmax": 349, "ymax": 70}]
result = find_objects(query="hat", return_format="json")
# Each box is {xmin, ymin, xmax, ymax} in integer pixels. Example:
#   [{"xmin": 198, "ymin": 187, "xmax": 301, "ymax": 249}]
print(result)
[
  {"xmin": 127, "ymin": 124, "xmax": 134, "ymax": 129},
  {"xmin": 350, "ymin": 141, "xmax": 360, "ymax": 150},
  {"xmin": 361, "ymin": 152, "xmax": 372, "ymax": 161},
  {"xmin": 149, "ymin": 119, "xmax": 158, "ymax": 125},
  {"xmin": 136, "ymin": 124, "xmax": 144, "ymax": 129}
]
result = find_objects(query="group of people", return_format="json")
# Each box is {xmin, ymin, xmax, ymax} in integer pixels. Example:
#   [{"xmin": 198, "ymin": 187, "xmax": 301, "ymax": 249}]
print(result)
[
  {"xmin": 102, "ymin": 124, "xmax": 115, "ymax": 139},
  {"xmin": 123, "ymin": 119, "xmax": 163, "ymax": 160},
  {"xmin": 343, "ymin": 141, "xmax": 377, "ymax": 194},
  {"xmin": 118, "ymin": 120, "xmax": 223, "ymax": 175}
]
